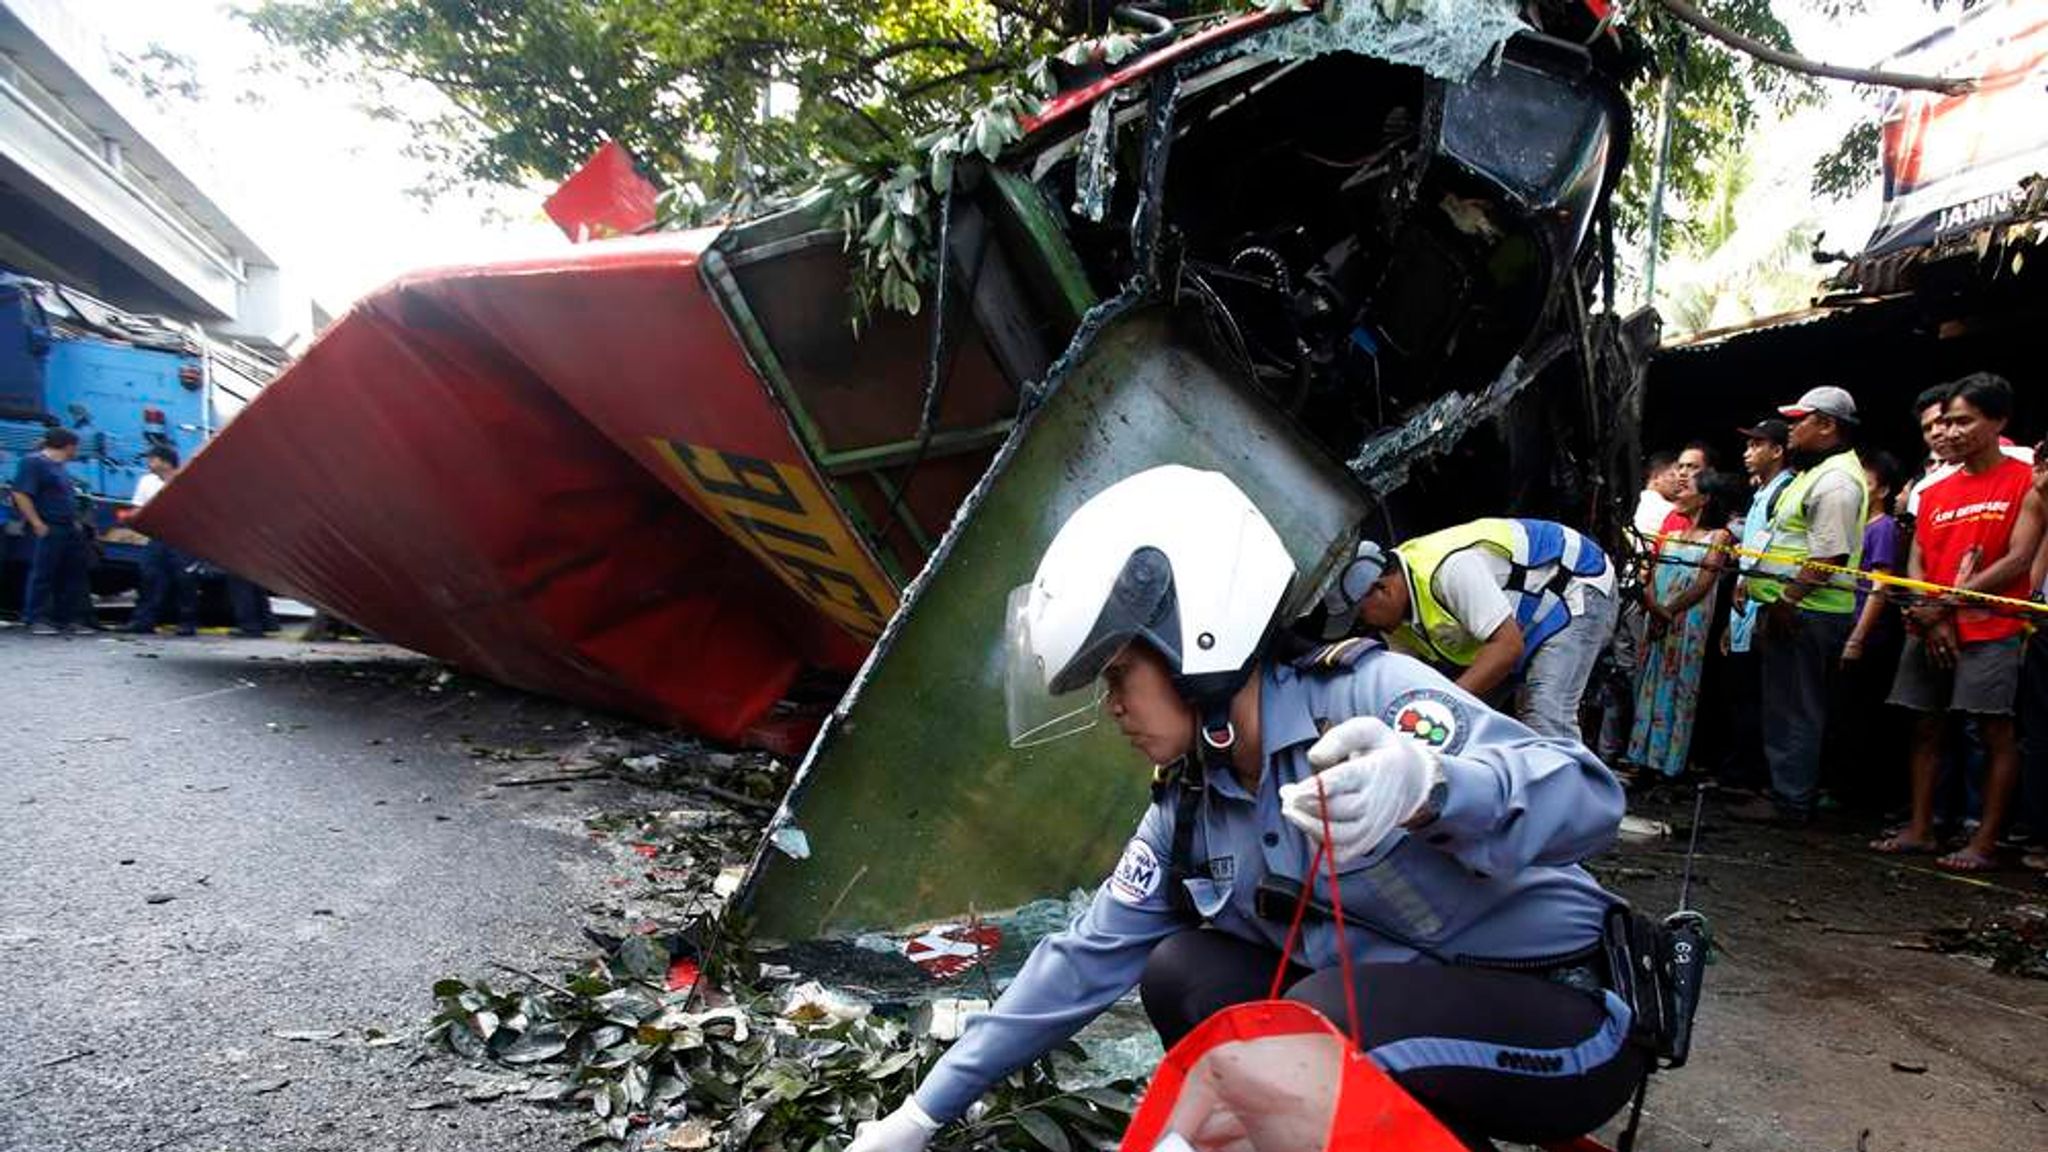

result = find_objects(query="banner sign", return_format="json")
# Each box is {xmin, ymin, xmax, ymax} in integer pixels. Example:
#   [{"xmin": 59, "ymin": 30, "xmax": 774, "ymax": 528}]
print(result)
[{"xmin": 1866, "ymin": 0, "xmax": 2048, "ymax": 257}]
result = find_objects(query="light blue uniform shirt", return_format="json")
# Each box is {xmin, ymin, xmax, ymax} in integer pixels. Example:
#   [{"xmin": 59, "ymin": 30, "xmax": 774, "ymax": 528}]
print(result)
[
  {"xmin": 1727, "ymin": 470, "xmax": 1794, "ymax": 654},
  {"xmin": 913, "ymin": 643, "xmax": 1626, "ymax": 1122}
]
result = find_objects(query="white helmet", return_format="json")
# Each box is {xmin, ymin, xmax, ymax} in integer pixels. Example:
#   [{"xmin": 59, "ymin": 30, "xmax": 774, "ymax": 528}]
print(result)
[{"xmin": 1005, "ymin": 465, "xmax": 1296, "ymax": 748}]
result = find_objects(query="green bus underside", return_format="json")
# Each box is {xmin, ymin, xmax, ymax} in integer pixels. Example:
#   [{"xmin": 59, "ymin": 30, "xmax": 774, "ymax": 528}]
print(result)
[{"xmin": 745, "ymin": 305, "xmax": 1372, "ymax": 940}]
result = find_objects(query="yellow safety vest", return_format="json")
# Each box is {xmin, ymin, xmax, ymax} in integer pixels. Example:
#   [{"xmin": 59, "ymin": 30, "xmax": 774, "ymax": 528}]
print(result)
[
  {"xmin": 1392, "ymin": 518, "xmax": 1608, "ymax": 668},
  {"xmin": 1748, "ymin": 448, "xmax": 1867, "ymax": 615}
]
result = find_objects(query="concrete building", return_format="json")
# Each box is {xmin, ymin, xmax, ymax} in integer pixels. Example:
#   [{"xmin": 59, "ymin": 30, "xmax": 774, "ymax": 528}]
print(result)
[{"xmin": 0, "ymin": 0, "xmax": 319, "ymax": 353}]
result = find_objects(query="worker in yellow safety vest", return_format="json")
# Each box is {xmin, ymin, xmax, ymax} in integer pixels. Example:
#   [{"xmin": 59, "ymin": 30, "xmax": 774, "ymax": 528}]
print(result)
[
  {"xmin": 1332, "ymin": 519, "xmax": 1616, "ymax": 743},
  {"xmin": 1726, "ymin": 385, "xmax": 1867, "ymax": 826}
]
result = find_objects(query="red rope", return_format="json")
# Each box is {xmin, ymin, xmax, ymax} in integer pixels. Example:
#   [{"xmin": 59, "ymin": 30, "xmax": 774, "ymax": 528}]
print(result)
[
  {"xmin": 1269, "ymin": 774, "xmax": 1363, "ymax": 1043},
  {"xmin": 1269, "ymin": 840, "xmax": 1318, "ymax": 999}
]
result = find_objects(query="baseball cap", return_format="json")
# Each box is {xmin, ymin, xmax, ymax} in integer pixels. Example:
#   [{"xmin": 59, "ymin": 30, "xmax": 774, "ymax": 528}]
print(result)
[
  {"xmin": 1309, "ymin": 539, "xmax": 1390, "ymax": 640},
  {"xmin": 1735, "ymin": 418, "xmax": 1790, "ymax": 447},
  {"xmin": 1777, "ymin": 385, "xmax": 1859, "ymax": 425}
]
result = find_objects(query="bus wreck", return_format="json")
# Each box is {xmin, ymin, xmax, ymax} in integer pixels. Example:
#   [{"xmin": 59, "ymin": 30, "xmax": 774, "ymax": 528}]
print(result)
[{"xmin": 136, "ymin": 2, "xmax": 1653, "ymax": 941}]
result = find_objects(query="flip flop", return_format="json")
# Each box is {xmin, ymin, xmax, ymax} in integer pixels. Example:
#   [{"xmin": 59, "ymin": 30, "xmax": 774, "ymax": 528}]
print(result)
[
  {"xmin": 1935, "ymin": 848, "xmax": 2000, "ymax": 873},
  {"xmin": 1870, "ymin": 834, "xmax": 1940, "ymax": 855},
  {"xmin": 2018, "ymin": 851, "xmax": 2048, "ymax": 873}
]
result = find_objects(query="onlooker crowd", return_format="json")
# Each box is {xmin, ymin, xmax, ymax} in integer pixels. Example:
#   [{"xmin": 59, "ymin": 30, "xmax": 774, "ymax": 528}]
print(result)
[{"xmin": 1614, "ymin": 374, "xmax": 2048, "ymax": 877}]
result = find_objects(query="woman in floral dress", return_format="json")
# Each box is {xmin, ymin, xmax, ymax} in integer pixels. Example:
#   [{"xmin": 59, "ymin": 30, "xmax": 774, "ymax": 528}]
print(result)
[{"xmin": 1629, "ymin": 478, "xmax": 1733, "ymax": 778}]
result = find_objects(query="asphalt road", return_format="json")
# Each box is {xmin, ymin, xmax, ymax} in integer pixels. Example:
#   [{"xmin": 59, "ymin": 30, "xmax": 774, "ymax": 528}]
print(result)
[{"xmin": 0, "ymin": 630, "xmax": 652, "ymax": 1151}]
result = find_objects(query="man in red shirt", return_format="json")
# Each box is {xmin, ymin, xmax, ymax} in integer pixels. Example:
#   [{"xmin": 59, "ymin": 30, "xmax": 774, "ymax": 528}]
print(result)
[{"xmin": 1878, "ymin": 373, "xmax": 2044, "ymax": 870}]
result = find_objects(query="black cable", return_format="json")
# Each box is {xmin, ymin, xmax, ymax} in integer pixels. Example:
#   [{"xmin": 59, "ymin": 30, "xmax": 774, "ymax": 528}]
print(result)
[{"xmin": 882, "ymin": 186, "xmax": 994, "ymax": 543}]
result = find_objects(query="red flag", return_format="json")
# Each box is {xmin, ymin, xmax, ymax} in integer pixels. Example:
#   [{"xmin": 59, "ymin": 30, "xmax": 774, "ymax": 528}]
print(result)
[{"xmin": 544, "ymin": 140, "xmax": 660, "ymax": 242}]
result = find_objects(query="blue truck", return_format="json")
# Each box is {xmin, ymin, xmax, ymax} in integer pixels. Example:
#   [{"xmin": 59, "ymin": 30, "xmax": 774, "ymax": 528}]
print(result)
[{"xmin": 1, "ymin": 272, "xmax": 263, "ymax": 606}]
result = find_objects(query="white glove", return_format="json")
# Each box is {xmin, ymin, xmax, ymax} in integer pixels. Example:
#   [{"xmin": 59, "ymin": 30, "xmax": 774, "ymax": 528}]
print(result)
[
  {"xmin": 847, "ymin": 1098, "xmax": 939, "ymax": 1152},
  {"xmin": 1278, "ymin": 716, "xmax": 1439, "ymax": 862}
]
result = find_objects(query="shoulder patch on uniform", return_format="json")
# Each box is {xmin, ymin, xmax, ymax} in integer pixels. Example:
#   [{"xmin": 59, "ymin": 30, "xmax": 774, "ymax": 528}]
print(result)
[
  {"xmin": 1382, "ymin": 688, "xmax": 1473, "ymax": 755},
  {"xmin": 1292, "ymin": 636, "xmax": 1383, "ymax": 673},
  {"xmin": 1108, "ymin": 839, "xmax": 1162, "ymax": 906}
]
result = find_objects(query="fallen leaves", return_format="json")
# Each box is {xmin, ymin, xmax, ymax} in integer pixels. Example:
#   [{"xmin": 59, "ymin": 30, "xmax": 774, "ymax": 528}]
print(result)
[
  {"xmin": 426, "ymin": 928, "xmax": 1134, "ymax": 1150},
  {"xmin": 411, "ymin": 736, "xmax": 1131, "ymax": 1149}
]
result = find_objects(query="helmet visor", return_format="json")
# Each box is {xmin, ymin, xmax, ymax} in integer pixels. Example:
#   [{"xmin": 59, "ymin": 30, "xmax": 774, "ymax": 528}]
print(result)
[{"xmin": 1004, "ymin": 582, "xmax": 1107, "ymax": 749}]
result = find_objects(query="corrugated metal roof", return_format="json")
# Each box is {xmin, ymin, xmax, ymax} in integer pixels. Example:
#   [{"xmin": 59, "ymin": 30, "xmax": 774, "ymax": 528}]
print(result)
[{"xmin": 1657, "ymin": 294, "xmax": 1908, "ymax": 354}]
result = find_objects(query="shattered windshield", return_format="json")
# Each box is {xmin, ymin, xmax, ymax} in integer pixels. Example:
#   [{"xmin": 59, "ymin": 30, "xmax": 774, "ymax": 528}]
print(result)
[
  {"xmin": 1440, "ymin": 54, "xmax": 1614, "ymax": 212},
  {"xmin": 1255, "ymin": 0, "xmax": 1530, "ymax": 81}
]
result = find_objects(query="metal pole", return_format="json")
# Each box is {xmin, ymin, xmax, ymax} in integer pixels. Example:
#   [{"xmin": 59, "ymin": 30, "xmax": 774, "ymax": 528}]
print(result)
[
  {"xmin": 1643, "ymin": 73, "xmax": 1678, "ymax": 307},
  {"xmin": 191, "ymin": 321, "xmax": 212, "ymax": 442}
]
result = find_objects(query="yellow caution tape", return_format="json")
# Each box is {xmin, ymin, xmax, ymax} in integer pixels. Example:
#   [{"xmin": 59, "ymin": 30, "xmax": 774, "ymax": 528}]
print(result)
[{"xmin": 1629, "ymin": 528, "xmax": 2048, "ymax": 617}]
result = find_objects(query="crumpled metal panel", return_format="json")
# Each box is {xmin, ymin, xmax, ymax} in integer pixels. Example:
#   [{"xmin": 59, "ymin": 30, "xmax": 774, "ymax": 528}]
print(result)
[
  {"xmin": 742, "ymin": 306, "xmax": 1371, "ymax": 938},
  {"xmin": 136, "ymin": 233, "xmax": 871, "ymax": 744}
]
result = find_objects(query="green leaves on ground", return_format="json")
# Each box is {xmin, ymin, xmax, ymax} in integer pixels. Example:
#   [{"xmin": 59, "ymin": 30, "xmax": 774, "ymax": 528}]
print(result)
[{"xmin": 428, "ymin": 938, "xmax": 1137, "ymax": 1149}]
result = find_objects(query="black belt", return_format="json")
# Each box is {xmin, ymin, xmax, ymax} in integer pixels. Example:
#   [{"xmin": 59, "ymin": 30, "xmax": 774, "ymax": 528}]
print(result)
[{"xmin": 1254, "ymin": 873, "xmax": 1610, "ymax": 993}]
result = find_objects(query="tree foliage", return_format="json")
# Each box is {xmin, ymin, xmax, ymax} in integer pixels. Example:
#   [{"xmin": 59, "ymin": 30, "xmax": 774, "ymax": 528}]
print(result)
[
  {"xmin": 240, "ymin": 2, "xmax": 1969, "ymax": 279},
  {"xmin": 240, "ymin": 0, "xmax": 1082, "ymax": 217},
  {"xmin": 1811, "ymin": 115, "xmax": 1882, "ymax": 201},
  {"xmin": 1660, "ymin": 139, "xmax": 1824, "ymax": 333},
  {"xmin": 1609, "ymin": 0, "xmax": 1817, "ymax": 258},
  {"xmin": 107, "ymin": 43, "xmax": 206, "ymax": 108}
]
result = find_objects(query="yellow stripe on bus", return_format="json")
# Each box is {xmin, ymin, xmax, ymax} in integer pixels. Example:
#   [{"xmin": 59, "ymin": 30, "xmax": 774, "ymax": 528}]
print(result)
[{"xmin": 650, "ymin": 440, "xmax": 900, "ymax": 640}]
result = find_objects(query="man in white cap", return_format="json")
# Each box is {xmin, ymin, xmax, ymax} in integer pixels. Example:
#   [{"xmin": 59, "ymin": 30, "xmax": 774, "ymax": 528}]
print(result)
[{"xmin": 1732, "ymin": 385, "xmax": 1867, "ymax": 824}]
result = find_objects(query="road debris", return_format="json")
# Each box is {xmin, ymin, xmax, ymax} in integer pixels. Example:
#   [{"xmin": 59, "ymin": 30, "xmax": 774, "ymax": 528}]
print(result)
[
  {"xmin": 429, "ymin": 948, "xmax": 1133, "ymax": 1149},
  {"xmin": 918, "ymin": 999, "xmax": 991, "ymax": 1043},
  {"xmin": 782, "ymin": 980, "xmax": 872, "ymax": 1025},
  {"xmin": 1618, "ymin": 815, "xmax": 1673, "ymax": 843},
  {"xmin": 769, "ymin": 826, "xmax": 811, "ymax": 860},
  {"xmin": 494, "ymin": 770, "xmax": 612, "ymax": 789},
  {"xmin": 418, "ymin": 740, "xmax": 1136, "ymax": 1149},
  {"xmin": 904, "ymin": 922, "xmax": 1003, "ymax": 981},
  {"xmin": 466, "ymin": 743, "xmax": 552, "ymax": 762},
  {"xmin": 665, "ymin": 957, "xmax": 700, "ymax": 995},
  {"xmin": 1924, "ymin": 904, "xmax": 2048, "ymax": 979}
]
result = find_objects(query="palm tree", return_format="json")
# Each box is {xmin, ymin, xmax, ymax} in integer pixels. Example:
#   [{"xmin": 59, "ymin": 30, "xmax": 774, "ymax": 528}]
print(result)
[{"xmin": 1658, "ymin": 138, "xmax": 1825, "ymax": 336}]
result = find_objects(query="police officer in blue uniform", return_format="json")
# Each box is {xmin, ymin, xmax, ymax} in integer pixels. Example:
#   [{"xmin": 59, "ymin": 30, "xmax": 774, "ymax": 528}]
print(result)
[{"xmin": 850, "ymin": 466, "xmax": 1643, "ymax": 1152}]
